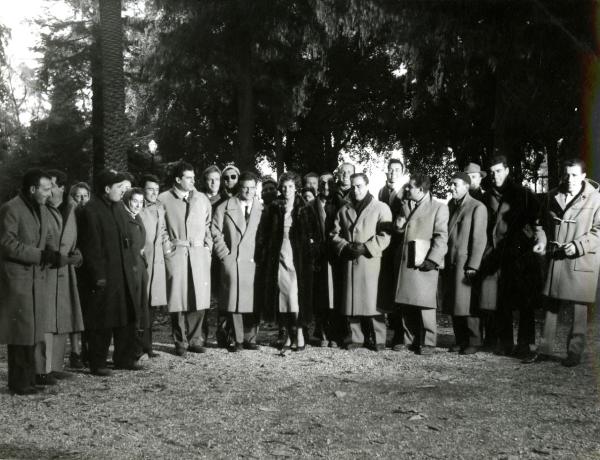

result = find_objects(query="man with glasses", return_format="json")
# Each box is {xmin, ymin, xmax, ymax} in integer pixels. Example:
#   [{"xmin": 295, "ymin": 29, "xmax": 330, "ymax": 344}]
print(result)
[{"xmin": 212, "ymin": 172, "xmax": 263, "ymax": 351}]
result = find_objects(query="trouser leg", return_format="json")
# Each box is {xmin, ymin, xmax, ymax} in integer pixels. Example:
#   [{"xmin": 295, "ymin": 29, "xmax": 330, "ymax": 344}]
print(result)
[
  {"xmin": 69, "ymin": 332, "xmax": 81, "ymax": 355},
  {"xmin": 421, "ymin": 309, "xmax": 437, "ymax": 347},
  {"xmin": 187, "ymin": 310, "xmax": 206, "ymax": 347},
  {"xmin": 34, "ymin": 338, "xmax": 48, "ymax": 375},
  {"xmin": 452, "ymin": 316, "xmax": 465, "ymax": 347},
  {"xmin": 466, "ymin": 316, "xmax": 481, "ymax": 347},
  {"xmin": 7, "ymin": 345, "xmax": 36, "ymax": 391},
  {"xmin": 51, "ymin": 334, "xmax": 68, "ymax": 372},
  {"xmin": 402, "ymin": 307, "xmax": 421, "ymax": 346},
  {"xmin": 113, "ymin": 324, "xmax": 136, "ymax": 368},
  {"xmin": 567, "ymin": 303, "xmax": 588, "ymax": 358},
  {"xmin": 87, "ymin": 328, "xmax": 112, "ymax": 370},
  {"xmin": 171, "ymin": 312, "xmax": 187, "ymax": 348},
  {"xmin": 348, "ymin": 317, "xmax": 365, "ymax": 344},
  {"xmin": 538, "ymin": 301, "xmax": 560, "ymax": 355},
  {"xmin": 517, "ymin": 305, "xmax": 535, "ymax": 346},
  {"xmin": 314, "ymin": 310, "xmax": 327, "ymax": 342},
  {"xmin": 480, "ymin": 311, "xmax": 497, "ymax": 348},
  {"xmin": 231, "ymin": 313, "xmax": 244, "ymax": 344},
  {"xmin": 142, "ymin": 307, "xmax": 154, "ymax": 353},
  {"xmin": 370, "ymin": 315, "xmax": 387, "ymax": 345},
  {"xmin": 243, "ymin": 313, "xmax": 258, "ymax": 344},
  {"xmin": 389, "ymin": 309, "xmax": 404, "ymax": 345},
  {"xmin": 496, "ymin": 305, "xmax": 514, "ymax": 348}
]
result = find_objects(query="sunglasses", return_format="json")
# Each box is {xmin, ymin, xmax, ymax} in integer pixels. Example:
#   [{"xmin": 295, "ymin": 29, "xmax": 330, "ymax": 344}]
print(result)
[{"xmin": 223, "ymin": 174, "xmax": 237, "ymax": 180}]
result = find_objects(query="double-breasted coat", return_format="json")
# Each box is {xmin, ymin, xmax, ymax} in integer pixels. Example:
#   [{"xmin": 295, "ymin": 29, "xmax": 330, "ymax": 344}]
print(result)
[
  {"xmin": 331, "ymin": 196, "xmax": 392, "ymax": 317},
  {"xmin": 158, "ymin": 188, "xmax": 213, "ymax": 312},
  {"xmin": 441, "ymin": 194, "xmax": 488, "ymax": 316},
  {"xmin": 0, "ymin": 194, "xmax": 51, "ymax": 345},
  {"xmin": 478, "ymin": 179, "xmax": 540, "ymax": 311},
  {"xmin": 394, "ymin": 193, "xmax": 449, "ymax": 310},
  {"xmin": 78, "ymin": 197, "xmax": 137, "ymax": 330},
  {"xmin": 256, "ymin": 196, "xmax": 320, "ymax": 323},
  {"xmin": 139, "ymin": 202, "xmax": 168, "ymax": 307},
  {"xmin": 536, "ymin": 180, "xmax": 600, "ymax": 304},
  {"xmin": 212, "ymin": 196, "xmax": 263, "ymax": 313},
  {"xmin": 44, "ymin": 201, "xmax": 84, "ymax": 334}
]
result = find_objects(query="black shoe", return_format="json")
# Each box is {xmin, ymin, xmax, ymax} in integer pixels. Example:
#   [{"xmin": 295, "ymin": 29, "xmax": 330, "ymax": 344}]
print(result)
[
  {"xmin": 174, "ymin": 345, "xmax": 187, "ymax": 357},
  {"xmin": 292, "ymin": 345, "xmax": 306, "ymax": 352},
  {"xmin": 243, "ymin": 342, "xmax": 259, "ymax": 351},
  {"xmin": 345, "ymin": 342, "xmax": 361, "ymax": 350},
  {"xmin": 35, "ymin": 374, "xmax": 58, "ymax": 386},
  {"xmin": 50, "ymin": 371, "xmax": 75, "ymax": 380},
  {"xmin": 460, "ymin": 346, "xmax": 479, "ymax": 355},
  {"xmin": 561, "ymin": 352, "xmax": 581, "ymax": 367},
  {"xmin": 229, "ymin": 343, "xmax": 243, "ymax": 353},
  {"xmin": 188, "ymin": 344, "xmax": 207, "ymax": 353},
  {"xmin": 10, "ymin": 386, "xmax": 40, "ymax": 395},
  {"xmin": 512, "ymin": 343, "xmax": 531, "ymax": 358},
  {"xmin": 69, "ymin": 352, "xmax": 84, "ymax": 369},
  {"xmin": 448, "ymin": 344, "xmax": 461, "ymax": 353},
  {"xmin": 368, "ymin": 343, "xmax": 385, "ymax": 352},
  {"xmin": 493, "ymin": 344, "xmax": 513, "ymax": 356},
  {"xmin": 90, "ymin": 367, "xmax": 113, "ymax": 377},
  {"xmin": 216, "ymin": 329, "xmax": 229, "ymax": 348},
  {"xmin": 521, "ymin": 352, "xmax": 549, "ymax": 364}
]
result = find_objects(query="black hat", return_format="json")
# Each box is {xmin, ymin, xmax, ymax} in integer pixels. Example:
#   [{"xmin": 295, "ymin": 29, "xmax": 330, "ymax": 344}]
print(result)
[{"xmin": 96, "ymin": 169, "xmax": 128, "ymax": 193}]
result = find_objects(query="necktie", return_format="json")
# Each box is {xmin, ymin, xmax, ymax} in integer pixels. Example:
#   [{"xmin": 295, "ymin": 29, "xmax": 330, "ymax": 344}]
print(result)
[
  {"xmin": 183, "ymin": 195, "xmax": 190, "ymax": 219},
  {"xmin": 245, "ymin": 204, "xmax": 250, "ymax": 223}
]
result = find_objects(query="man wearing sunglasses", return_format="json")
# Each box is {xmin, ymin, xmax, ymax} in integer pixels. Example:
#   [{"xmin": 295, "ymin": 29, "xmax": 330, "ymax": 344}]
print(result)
[{"xmin": 222, "ymin": 165, "xmax": 240, "ymax": 198}]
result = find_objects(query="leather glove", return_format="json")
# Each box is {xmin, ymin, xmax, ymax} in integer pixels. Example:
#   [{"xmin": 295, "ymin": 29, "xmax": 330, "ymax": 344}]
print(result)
[
  {"xmin": 341, "ymin": 245, "xmax": 359, "ymax": 260},
  {"xmin": 350, "ymin": 242, "xmax": 368, "ymax": 257},
  {"xmin": 53, "ymin": 253, "xmax": 70, "ymax": 268},
  {"xmin": 41, "ymin": 249, "xmax": 61, "ymax": 267},
  {"xmin": 68, "ymin": 249, "xmax": 83, "ymax": 267},
  {"xmin": 418, "ymin": 259, "xmax": 438, "ymax": 272},
  {"xmin": 464, "ymin": 267, "xmax": 478, "ymax": 283}
]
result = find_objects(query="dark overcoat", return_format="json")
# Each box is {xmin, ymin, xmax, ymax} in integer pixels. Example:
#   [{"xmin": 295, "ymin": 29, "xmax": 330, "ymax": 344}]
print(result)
[
  {"xmin": 212, "ymin": 196, "xmax": 263, "ymax": 313},
  {"xmin": 536, "ymin": 180, "xmax": 600, "ymax": 304},
  {"xmin": 0, "ymin": 195, "xmax": 51, "ymax": 345},
  {"xmin": 441, "ymin": 194, "xmax": 488, "ymax": 316},
  {"xmin": 478, "ymin": 179, "xmax": 541, "ymax": 311},
  {"xmin": 77, "ymin": 197, "xmax": 136, "ymax": 330},
  {"xmin": 44, "ymin": 202, "xmax": 84, "ymax": 334},
  {"xmin": 256, "ymin": 196, "xmax": 320, "ymax": 323}
]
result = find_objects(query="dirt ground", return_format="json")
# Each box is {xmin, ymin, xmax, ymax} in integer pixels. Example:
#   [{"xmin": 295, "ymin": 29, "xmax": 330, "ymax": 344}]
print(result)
[{"xmin": 0, "ymin": 309, "xmax": 599, "ymax": 460}]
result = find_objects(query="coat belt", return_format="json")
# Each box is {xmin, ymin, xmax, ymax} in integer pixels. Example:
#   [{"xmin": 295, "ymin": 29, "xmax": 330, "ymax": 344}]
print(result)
[{"xmin": 172, "ymin": 239, "xmax": 204, "ymax": 248}]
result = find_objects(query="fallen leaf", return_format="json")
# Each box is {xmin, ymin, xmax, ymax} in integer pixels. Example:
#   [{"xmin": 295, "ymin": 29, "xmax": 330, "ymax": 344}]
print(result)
[{"xmin": 334, "ymin": 391, "xmax": 347, "ymax": 398}]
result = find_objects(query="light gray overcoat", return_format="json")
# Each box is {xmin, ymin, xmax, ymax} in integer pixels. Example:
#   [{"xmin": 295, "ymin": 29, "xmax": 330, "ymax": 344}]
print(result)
[{"xmin": 139, "ymin": 202, "xmax": 169, "ymax": 307}]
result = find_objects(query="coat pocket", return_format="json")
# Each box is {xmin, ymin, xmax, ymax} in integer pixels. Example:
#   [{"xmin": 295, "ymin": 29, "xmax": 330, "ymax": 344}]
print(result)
[{"xmin": 574, "ymin": 252, "xmax": 597, "ymax": 272}]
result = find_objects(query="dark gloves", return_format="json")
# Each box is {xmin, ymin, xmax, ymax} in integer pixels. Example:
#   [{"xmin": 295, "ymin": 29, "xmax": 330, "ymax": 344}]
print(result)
[
  {"xmin": 418, "ymin": 259, "xmax": 438, "ymax": 272},
  {"xmin": 342, "ymin": 243, "xmax": 368, "ymax": 260},
  {"xmin": 67, "ymin": 249, "xmax": 83, "ymax": 267},
  {"xmin": 464, "ymin": 267, "xmax": 478, "ymax": 283},
  {"xmin": 41, "ymin": 249, "xmax": 61, "ymax": 267}
]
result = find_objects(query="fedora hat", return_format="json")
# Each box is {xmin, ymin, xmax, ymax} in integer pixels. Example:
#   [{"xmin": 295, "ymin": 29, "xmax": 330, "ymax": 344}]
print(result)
[{"xmin": 463, "ymin": 162, "xmax": 487, "ymax": 178}]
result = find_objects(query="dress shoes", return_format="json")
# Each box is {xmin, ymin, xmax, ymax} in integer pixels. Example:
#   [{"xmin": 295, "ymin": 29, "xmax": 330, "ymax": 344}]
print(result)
[
  {"xmin": 36, "ymin": 373, "xmax": 58, "ymax": 386},
  {"xmin": 229, "ymin": 343, "xmax": 243, "ymax": 353},
  {"xmin": 292, "ymin": 345, "xmax": 306, "ymax": 352},
  {"xmin": 368, "ymin": 343, "xmax": 385, "ymax": 352},
  {"xmin": 328, "ymin": 341, "xmax": 339, "ymax": 348},
  {"xmin": 345, "ymin": 342, "xmax": 362, "ymax": 350},
  {"xmin": 416, "ymin": 346, "xmax": 436, "ymax": 356},
  {"xmin": 10, "ymin": 386, "xmax": 40, "ymax": 396},
  {"xmin": 448, "ymin": 344, "xmax": 462, "ymax": 353},
  {"xmin": 493, "ymin": 344, "xmax": 513, "ymax": 356},
  {"xmin": 392, "ymin": 343, "xmax": 407, "ymax": 352},
  {"xmin": 521, "ymin": 352, "xmax": 550, "ymax": 364},
  {"xmin": 69, "ymin": 352, "xmax": 84, "ymax": 369},
  {"xmin": 459, "ymin": 346, "xmax": 479, "ymax": 355},
  {"xmin": 188, "ymin": 344, "xmax": 207, "ymax": 354},
  {"xmin": 512, "ymin": 343, "xmax": 531, "ymax": 359},
  {"xmin": 51, "ymin": 371, "xmax": 75, "ymax": 380},
  {"xmin": 90, "ymin": 367, "xmax": 113, "ymax": 377},
  {"xmin": 561, "ymin": 352, "xmax": 581, "ymax": 367},
  {"xmin": 174, "ymin": 344, "xmax": 187, "ymax": 357},
  {"xmin": 319, "ymin": 340, "xmax": 329, "ymax": 348},
  {"xmin": 243, "ymin": 342, "xmax": 259, "ymax": 351}
]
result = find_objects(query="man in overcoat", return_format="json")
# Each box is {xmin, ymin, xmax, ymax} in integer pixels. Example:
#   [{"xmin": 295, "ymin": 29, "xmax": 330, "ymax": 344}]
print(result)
[
  {"xmin": 524, "ymin": 158, "xmax": 600, "ymax": 366},
  {"xmin": 37, "ymin": 170, "xmax": 84, "ymax": 380},
  {"xmin": 442, "ymin": 173, "xmax": 487, "ymax": 354},
  {"xmin": 478, "ymin": 155, "xmax": 541, "ymax": 357},
  {"xmin": 377, "ymin": 158, "xmax": 406, "ymax": 348},
  {"xmin": 394, "ymin": 173, "xmax": 449, "ymax": 355},
  {"xmin": 0, "ymin": 169, "xmax": 62, "ymax": 394},
  {"xmin": 308, "ymin": 173, "xmax": 342, "ymax": 347},
  {"xmin": 139, "ymin": 174, "xmax": 169, "ymax": 357},
  {"xmin": 464, "ymin": 162, "xmax": 486, "ymax": 203},
  {"xmin": 331, "ymin": 173, "xmax": 392, "ymax": 351},
  {"xmin": 159, "ymin": 162, "xmax": 213, "ymax": 356},
  {"xmin": 212, "ymin": 171, "xmax": 263, "ymax": 351},
  {"xmin": 78, "ymin": 169, "xmax": 141, "ymax": 376},
  {"xmin": 334, "ymin": 162, "xmax": 355, "ymax": 206}
]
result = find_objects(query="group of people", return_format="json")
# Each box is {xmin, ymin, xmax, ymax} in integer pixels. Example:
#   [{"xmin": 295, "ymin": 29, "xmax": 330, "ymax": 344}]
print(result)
[{"xmin": 0, "ymin": 155, "xmax": 598, "ymax": 396}]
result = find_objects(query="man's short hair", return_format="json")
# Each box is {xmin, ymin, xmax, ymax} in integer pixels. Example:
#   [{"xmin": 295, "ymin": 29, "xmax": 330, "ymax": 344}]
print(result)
[
  {"xmin": 238, "ymin": 171, "xmax": 258, "ymax": 184},
  {"xmin": 140, "ymin": 174, "xmax": 160, "ymax": 188},
  {"xmin": 387, "ymin": 158, "xmax": 404, "ymax": 171},
  {"xmin": 46, "ymin": 169, "xmax": 68, "ymax": 188},
  {"xmin": 410, "ymin": 173, "xmax": 431, "ymax": 193},
  {"xmin": 278, "ymin": 171, "xmax": 301, "ymax": 191},
  {"xmin": 562, "ymin": 158, "xmax": 586, "ymax": 174},
  {"xmin": 123, "ymin": 187, "xmax": 144, "ymax": 203},
  {"xmin": 172, "ymin": 161, "xmax": 195, "ymax": 181},
  {"xmin": 319, "ymin": 172, "xmax": 334, "ymax": 181},
  {"xmin": 202, "ymin": 165, "xmax": 221, "ymax": 180},
  {"xmin": 21, "ymin": 169, "xmax": 51, "ymax": 194},
  {"xmin": 69, "ymin": 182, "xmax": 91, "ymax": 199},
  {"xmin": 489, "ymin": 155, "xmax": 509, "ymax": 169},
  {"xmin": 337, "ymin": 162, "xmax": 356, "ymax": 173},
  {"xmin": 303, "ymin": 172, "xmax": 319, "ymax": 181},
  {"xmin": 122, "ymin": 172, "xmax": 135, "ymax": 184},
  {"xmin": 350, "ymin": 172, "xmax": 369, "ymax": 185},
  {"xmin": 260, "ymin": 175, "xmax": 277, "ymax": 187}
]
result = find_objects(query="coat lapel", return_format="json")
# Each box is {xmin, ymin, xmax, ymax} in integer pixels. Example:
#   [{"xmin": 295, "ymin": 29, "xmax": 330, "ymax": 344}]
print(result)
[
  {"xmin": 240, "ymin": 198, "xmax": 261, "ymax": 242},
  {"xmin": 448, "ymin": 194, "xmax": 471, "ymax": 234},
  {"xmin": 225, "ymin": 197, "xmax": 246, "ymax": 235}
]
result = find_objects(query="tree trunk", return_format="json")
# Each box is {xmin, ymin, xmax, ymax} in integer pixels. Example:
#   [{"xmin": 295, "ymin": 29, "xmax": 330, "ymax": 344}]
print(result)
[
  {"xmin": 236, "ymin": 44, "xmax": 254, "ymax": 170},
  {"xmin": 275, "ymin": 129, "xmax": 285, "ymax": 177},
  {"xmin": 91, "ymin": 25, "xmax": 104, "ymax": 181},
  {"xmin": 98, "ymin": 0, "xmax": 127, "ymax": 172}
]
